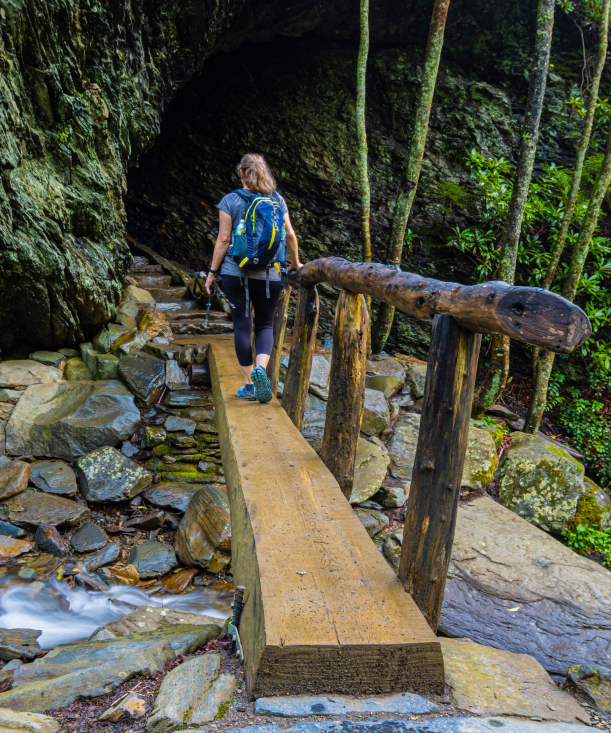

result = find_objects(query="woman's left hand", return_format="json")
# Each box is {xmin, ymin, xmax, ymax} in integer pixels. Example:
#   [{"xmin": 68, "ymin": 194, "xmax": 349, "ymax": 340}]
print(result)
[
  {"xmin": 288, "ymin": 260, "xmax": 303, "ymax": 272},
  {"xmin": 205, "ymin": 271, "xmax": 215, "ymax": 295}
]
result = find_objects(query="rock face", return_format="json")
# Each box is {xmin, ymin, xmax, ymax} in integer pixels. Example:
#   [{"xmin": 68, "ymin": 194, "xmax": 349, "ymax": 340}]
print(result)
[
  {"xmin": 76, "ymin": 447, "xmax": 152, "ymax": 502},
  {"xmin": 0, "ymin": 461, "xmax": 31, "ymax": 500},
  {"xmin": 6, "ymin": 381, "xmax": 141, "ymax": 461},
  {"xmin": 498, "ymin": 432, "xmax": 585, "ymax": 532},
  {"xmin": 175, "ymin": 487, "xmax": 231, "ymax": 572},
  {"xmin": 439, "ymin": 497, "xmax": 611, "ymax": 675},
  {"xmin": 350, "ymin": 439, "xmax": 390, "ymax": 504},
  {"xmin": 1, "ymin": 491, "xmax": 89, "ymax": 530},
  {"xmin": 0, "ymin": 362, "xmax": 62, "ymax": 389},
  {"xmin": 29, "ymin": 461, "xmax": 77, "ymax": 496},
  {"xmin": 127, "ymin": 542, "xmax": 177, "ymax": 578},
  {"xmin": 440, "ymin": 638, "xmax": 587, "ymax": 723}
]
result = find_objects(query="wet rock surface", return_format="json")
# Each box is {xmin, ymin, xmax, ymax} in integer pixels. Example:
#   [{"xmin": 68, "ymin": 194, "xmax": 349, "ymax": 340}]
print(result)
[
  {"xmin": 34, "ymin": 526, "xmax": 66, "ymax": 557},
  {"xmin": 70, "ymin": 523, "xmax": 108, "ymax": 553},
  {"xmin": 127, "ymin": 542, "xmax": 178, "ymax": 579},
  {"xmin": 0, "ymin": 628, "xmax": 42, "ymax": 662},
  {"xmin": 568, "ymin": 664, "xmax": 611, "ymax": 712},
  {"xmin": 0, "ymin": 460, "xmax": 31, "ymax": 500},
  {"xmin": 255, "ymin": 693, "xmax": 438, "ymax": 717},
  {"xmin": 76, "ymin": 447, "xmax": 152, "ymax": 502},
  {"xmin": 118, "ymin": 351, "xmax": 166, "ymax": 405},
  {"xmin": 29, "ymin": 461, "xmax": 77, "ymax": 497},
  {"xmin": 1, "ymin": 491, "xmax": 89, "ymax": 530},
  {"xmin": 143, "ymin": 484, "xmax": 200, "ymax": 514},
  {"xmin": 175, "ymin": 487, "xmax": 231, "ymax": 572}
]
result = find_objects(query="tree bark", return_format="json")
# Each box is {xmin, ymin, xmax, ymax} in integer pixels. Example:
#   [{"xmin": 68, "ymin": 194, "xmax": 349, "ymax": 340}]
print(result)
[
  {"xmin": 356, "ymin": 0, "xmax": 372, "ymax": 269},
  {"xmin": 524, "ymin": 127, "xmax": 611, "ymax": 433},
  {"xmin": 320, "ymin": 291, "xmax": 369, "ymax": 499},
  {"xmin": 472, "ymin": 0, "xmax": 556, "ymax": 416},
  {"xmin": 399, "ymin": 315, "xmax": 481, "ymax": 631},
  {"xmin": 371, "ymin": 0, "xmax": 451, "ymax": 354},
  {"xmin": 268, "ymin": 285, "xmax": 291, "ymax": 398},
  {"xmin": 281, "ymin": 286, "xmax": 319, "ymax": 430}
]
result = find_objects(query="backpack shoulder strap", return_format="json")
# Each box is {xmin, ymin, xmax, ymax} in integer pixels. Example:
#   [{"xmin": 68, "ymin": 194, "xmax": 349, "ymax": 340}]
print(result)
[{"xmin": 234, "ymin": 188, "xmax": 254, "ymax": 202}]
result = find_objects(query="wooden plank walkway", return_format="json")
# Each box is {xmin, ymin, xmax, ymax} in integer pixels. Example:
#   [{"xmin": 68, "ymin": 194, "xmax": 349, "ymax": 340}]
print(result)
[{"xmin": 175, "ymin": 335, "xmax": 444, "ymax": 699}]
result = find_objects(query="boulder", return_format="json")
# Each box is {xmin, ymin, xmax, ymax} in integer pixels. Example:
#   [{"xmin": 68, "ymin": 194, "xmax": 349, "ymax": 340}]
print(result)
[
  {"xmin": 438, "ymin": 496, "xmax": 611, "ymax": 675},
  {"xmin": 462, "ymin": 426, "xmax": 498, "ymax": 490},
  {"xmin": 349, "ymin": 439, "xmax": 390, "ymax": 505},
  {"xmin": 0, "ymin": 708, "xmax": 59, "ymax": 733},
  {"xmin": 308, "ymin": 355, "xmax": 331, "ymax": 400},
  {"xmin": 0, "ymin": 361, "xmax": 62, "ymax": 389},
  {"xmin": 0, "ymin": 460, "xmax": 31, "ymax": 500},
  {"xmin": 360, "ymin": 389, "xmax": 390, "ymax": 437},
  {"xmin": 34, "ymin": 526, "xmax": 66, "ymax": 557},
  {"xmin": 0, "ymin": 403, "xmax": 14, "ymax": 422},
  {"xmin": 78, "ymin": 342, "xmax": 98, "ymax": 376},
  {"xmin": 126, "ymin": 542, "xmax": 177, "ymax": 578},
  {"xmin": 143, "ymin": 343, "xmax": 182, "ymax": 361},
  {"xmin": 175, "ymin": 487, "xmax": 231, "ymax": 572},
  {"xmin": 6, "ymin": 381, "xmax": 141, "ymax": 461},
  {"xmin": 29, "ymin": 461, "xmax": 77, "ymax": 496},
  {"xmin": 70, "ymin": 522, "xmax": 108, "ymax": 553},
  {"xmin": 64, "ymin": 358, "xmax": 93, "ymax": 381},
  {"xmin": 119, "ymin": 351, "xmax": 166, "ymax": 404},
  {"xmin": 29, "ymin": 352, "xmax": 65, "ymax": 368},
  {"xmin": 92, "ymin": 324, "xmax": 130, "ymax": 354},
  {"xmin": 99, "ymin": 692, "xmax": 149, "ymax": 723},
  {"xmin": 96, "ymin": 354, "xmax": 119, "ymax": 380},
  {"xmin": 143, "ymin": 484, "xmax": 199, "ymax": 513},
  {"xmin": 90, "ymin": 606, "xmax": 222, "ymax": 641},
  {"xmin": 117, "ymin": 299, "xmax": 139, "ymax": 320},
  {"xmin": 142, "ymin": 426, "xmax": 167, "ymax": 449},
  {"xmin": 83, "ymin": 542, "xmax": 120, "ymax": 571},
  {"xmin": 498, "ymin": 432, "xmax": 585, "ymax": 533},
  {"xmin": 375, "ymin": 485, "xmax": 406, "ymax": 508},
  {"xmin": 440, "ymin": 638, "xmax": 587, "ymax": 723},
  {"xmin": 382, "ymin": 532, "xmax": 403, "ymax": 573},
  {"xmin": 0, "ymin": 536, "xmax": 33, "ymax": 559},
  {"xmin": 165, "ymin": 416, "xmax": 196, "ymax": 435},
  {"xmin": 365, "ymin": 357, "xmax": 406, "ymax": 399},
  {"xmin": 568, "ymin": 664, "xmax": 611, "ymax": 712},
  {"xmin": 301, "ymin": 412, "xmax": 326, "ymax": 453},
  {"xmin": 400, "ymin": 355, "xmax": 428, "ymax": 398},
  {"xmin": 58, "ymin": 348, "xmax": 80, "ymax": 358},
  {"xmin": 0, "ymin": 629, "xmax": 41, "ymax": 662},
  {"xmin": 1, "ymin": 491, "xmax": 89, "ymax": 529},
  {"xmin": 353, "ymin": 507, "xmax": 389, "ymax": 538},
  {"xmin": 76, "ymin": 446, "xmax": 152, "ymax": 502},
  {"xmin": 146, "ymin": 654, "xmax": 236, "ymax": 732},
  {"xmin": 123, "ymin": 284, "xmax": 155, "ymax": 304},
  {"xmin": 364, "ymin": 374, "xmax": 403, "ymax": 399}
]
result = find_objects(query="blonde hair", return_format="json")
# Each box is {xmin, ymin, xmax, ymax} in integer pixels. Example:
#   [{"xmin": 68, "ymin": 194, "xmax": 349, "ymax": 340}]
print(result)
[{"xmin": 236, "ymin": 154, "xmax": 276, "ymax": 195}]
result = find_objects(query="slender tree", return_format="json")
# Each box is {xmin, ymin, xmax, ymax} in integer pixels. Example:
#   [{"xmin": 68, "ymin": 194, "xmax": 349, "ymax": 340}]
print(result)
[
  {"xmin": 531, "ymin": 0, "xmax": 610, "ymax": 373},
  {"xmin": 371, "ymin": 0, "xmax": 450, "ymax": 354},
  {"xmin": 470, "ymin": 0, "xmax": 556, "ymax": 417},
  {"xmin": 525, "ymin": 128, "xmax": 611, "ymax": 433}
]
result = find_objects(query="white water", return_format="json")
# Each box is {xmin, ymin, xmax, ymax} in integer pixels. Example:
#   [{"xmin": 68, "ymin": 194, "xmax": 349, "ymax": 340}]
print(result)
[{"xmin": 0, "ymin": 580, "xmax": 231, "ymax": 649}]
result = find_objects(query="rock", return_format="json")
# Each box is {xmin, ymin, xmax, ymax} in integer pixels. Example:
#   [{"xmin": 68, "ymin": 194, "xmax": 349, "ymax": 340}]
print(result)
[
  {"xmin": 168, "ymin": 434, "xmax": 197, "ymax": 448},
  {"xmin": 0, "ymin": 521, "xmax": 26, "ymax": 538},
  {"xmin": 29, "ymin": 352, "xmax": 65, "ymax": 368},
  {"xmin": 164, "ymin": 416, "xmax": 196, "ymax": 435},
  {"xmin": 4, "ymin": 626, "xmax": 217, "ymax": 712},
  {"xmin": 462, "ymin": 426, "xmax": 498, "ymax": 490},
  {"xmin": 76, "ymin": 446, "xmax": 152, "ymax": 502},
  {"xmin": 112, "ymin": 330, "xmax": 153, "ymax": 356},
  {"xmin": 0, "ymin": 403, "xmax": 14, "ymax": 422},
  {"xmin": 439, "ymin": 496, "xmax": 611, "ymax": 675},
  {"xmin": 400, "ymin": 355, "xmax": 428, "ymax": 398},
  {"xmin": 160, "ymin": 568, "xmax": 198, "ymax": 593},
  {"xmin": 123, "ymin": 284, "xmax": 155, "ymax": 304},
  {"xmin": 96, "ymin": 354, "xmax": 120, "ymax": 380},
  {"xmin": 0, "ymin": 461, "xmax": 31, "ymax": 500},
  {"xmin": 1, "ymin": 491, "xmax": 89, "ymax": 530},
  {"xmin": 127, "ymin": 542, "xmax": 177, "ymax": 578},
  {"xmin": 70, "ymin": 522, "xmax": 108, "ymax": 553},
  {"xmin": 83, "ymin": 542, "xmax": 120, "ymax": 571},
  {"xmin": 0, "ymin": 389, "xmax": 22, "ymax": 404},
  {"xmin": 92, "ymin": 325, "xmax": 130, "ymax": 354},
  {"xmin": 364, "ymin": 374, "xmax": 403, "ymax": 399},
  {"xmin": 175, "ymin": 487, "xmax": 231, "ymax": 572},
  {"xmin": 124, "ymin": 510, "xmax": 165, "ymax": 530},
  {"xmin": 99, "ymin": 692, "xmax": 149, "ymax": 722},
  {"xmin": 0, "ymin": 361, "xmax": 62, "ymax": 389},
  {"xmin": 0, "ymin": 629, "xmax": 41, "ymax": 662},
  {"xmin": 90, "ymin": 606, "xmax": 222, "ymax": 641},
  {"xmin": 568, "ymin": 664, "xmax": 611, "ymax": 712},
  {"xmin": 301, "ymin": 412, "xmax": 326, "ymax": 453},
  {"xmin": 487, "ymin": 404, "xmax": 520, "ymax": 421},
  {"xmin": 119, "ymin": 351, "xmax": 166, "ymax": 404},
  {"xmin": 177, "ymin": 346, "xmax": 193, "ymax": 367},
  {"xmin": 305, "ymin": 392, "xmax": 327, "ymax": 412},
  {"xmin": 64, "ymin": 358, "xmax": 93, "ymax": 381},
  {"xmin": 440, "ymin": 638, "xmax": 587, "ymax": 723},
  {"xmin": 360, "ymin": 389, "xmax": 390, "ymax": 437},
  {"xmin": 165, "ymin": 360, "xmax": 188, "ymax": 390},
  {"xmin": 142, "ymin": 426, "xmax": 167, "ymax": 448},
  {"xmin": 29, "ymin": 461, "xmax": 77, "ymax": 496},
  {"xmin": 58, "ymin": 349, "xmax": 80, "ymax": 359},
  {"xmin": 146, "ymin": 654, "xmax": 236, "ymax": 732},
  {"xmin": 226, "ymin": 721, "xmax": 591, "ymax": 733},
  {"xmin": 121, "ymin": 441, "xmax": 139, "ymax": 458},
  {"xmin": 308, "ymin": 355, "xmax": 331, "ymax": 400},
  {"xmin": 143, "ymin": 343, "xmax": 182, "ymax": 361},
  {"xmin": 99, "ymin": 564, "xmax": 140, "ymax": 586},
  {"xmin": 382, "ymin": 532, "xmax": 403, "ymax": 573},
  {"xmin": 164, "ymin": 391, "xmax": 212, "ymax": 408},
  {"xmin": 6, "ymin": 381, "xmax": 141, "ymax": 461},
  {"xmin": 143, "ymin": 484, "xmax": 199, "ymax": 513},
  {"xmin": 118, "ymin": 300, "xmax": 139, "ymax": 320},
  {"xmin": 255, "ymin": 692, "xmax": 438, "ymax": 717},
  {"xmin": 78, "ymin": 342, "xmax": 99, "ymax": 376},
  {"xmin": 34, "ymin": 526, "xmax": 66, "ymax": 557},
  {"xmin": 365, "ymin": 356, "xmax": 406, "ymax": 399},
  {"xmin": 375, "ymin": 485, "xmax": 406, "ymax": 508},
  {"xmin": 498, "ymin": 432, "xmax": 585, "ymax": 533},
  {"xmin": 0, "ymin": 536, "xmax": 33, "ymax": 559},
  {"xmin": 353, "ymin": 507, "xmax": 389, "ymax": 538},
  {"xmin": 0, "ymin": 708, "xmax": 59, "ymax": 733},
  {"xmin": 139, "ymin": 309, "xmax": 174, "ymax": 341},
  {"xmin": 387, "ymin": 413, "xmax": 420, "ymax": 482},
  {"xmin": 349, "ymin": 439, "xmax": 390, "ymax": 504}
]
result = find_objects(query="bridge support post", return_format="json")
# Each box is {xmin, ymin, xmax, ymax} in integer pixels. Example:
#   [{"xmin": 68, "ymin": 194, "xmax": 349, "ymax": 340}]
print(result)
[
  {"xmin": 399, "ymin": 314, "xmax": 481, "ymax": 631},
  {"xmin": 282, "ymin": 286, "xmax": 319, "ymax": 430},
  {"xmin": 321, "ymin": 290, "xmax": 369, "ymax": 499},
  {"xmin": 268, "ymin": 285, "xmax": 291, "ymax": 399}
]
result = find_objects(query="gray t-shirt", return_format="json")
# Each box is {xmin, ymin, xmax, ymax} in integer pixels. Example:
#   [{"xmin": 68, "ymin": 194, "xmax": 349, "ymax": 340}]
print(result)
[{"xmin": 217, "ymin": 189, "xmax": 288, "ymax": 281}]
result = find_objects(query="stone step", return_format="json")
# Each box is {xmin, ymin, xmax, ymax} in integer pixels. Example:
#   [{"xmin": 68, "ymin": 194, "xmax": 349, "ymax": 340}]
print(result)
[
  {"xmin": 129, "ymin": 263, "xmax": 164, "ymax": 275},
  {"xmin": 132, "ymin": 274, "xmax": 172, "ymax": 288},
  {"xmin": 156, "ymin": 301, "xmax": 201, "ymax": 312},
  {"xmin": 147, "ymin": 286, "xmax": 189, "ymax": 301},
  {"xmin": 165, "ymin": 310, "xmax": 229, "ymax": 322},
  {"xmin": 171, "ymin": 321, "xmax": 233, "ymax": 335}
]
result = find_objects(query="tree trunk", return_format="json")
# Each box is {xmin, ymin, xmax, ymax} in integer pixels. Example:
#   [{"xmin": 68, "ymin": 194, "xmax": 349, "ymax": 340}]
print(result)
[
  {"xmin": 268, "ymin": 285, "xmax": 291, "ymax": 398},
  {"xmin": 471, "ymin": 0, "xmax": 556, "ymax": 417},
  {"xmin": 371, "ymin": 0, "xmax": 451, "ymax": 354},
  {"xmin": 524, "ymin": 127, "xmax": 611, "ymax": 433},
  {"xmin": 356, "ymin": 0, "xmax": 371, "ymax": 268},
  {"xmin": 281, "ymin": 286, "xmax": 319, "ymax": 430},
  {"xmin": 399, "ymin": 315, "xmax": 481, "ymax": 631},
  {"xmin": 320, "ymin": 291, "xmax": 369, "ymax": 499}
]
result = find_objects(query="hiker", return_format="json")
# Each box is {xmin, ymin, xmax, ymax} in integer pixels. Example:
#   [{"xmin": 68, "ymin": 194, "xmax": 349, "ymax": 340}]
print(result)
[{"xmin": 199, "ymin": 153, "xmax": 302, "ymax": 403}]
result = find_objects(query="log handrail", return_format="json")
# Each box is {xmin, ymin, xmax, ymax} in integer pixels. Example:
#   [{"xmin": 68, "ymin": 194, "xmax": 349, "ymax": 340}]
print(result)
[{"xmin": 288, "ymin": 257, "xmax": 591, "ymax": 354}]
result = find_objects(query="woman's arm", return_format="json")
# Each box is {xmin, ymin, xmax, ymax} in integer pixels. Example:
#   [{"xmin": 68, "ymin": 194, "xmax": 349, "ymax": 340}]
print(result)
[
  {"xmin": 284, "ymin": 212, "xmax": 303, "ymax": 272},
  {"xmin": 203, "ymin": 210, "xmax": 233, "ymax": 294}
]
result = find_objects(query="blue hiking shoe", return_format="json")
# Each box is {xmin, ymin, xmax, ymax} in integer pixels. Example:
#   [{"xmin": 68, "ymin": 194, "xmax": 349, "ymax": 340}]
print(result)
[
  {"xmin": 251, "ymin": 365, "xmax": 273, "ymax": 403},
  {"xmin": 237, "ymin": 384, "xmax": 255, "ymax": 401}
]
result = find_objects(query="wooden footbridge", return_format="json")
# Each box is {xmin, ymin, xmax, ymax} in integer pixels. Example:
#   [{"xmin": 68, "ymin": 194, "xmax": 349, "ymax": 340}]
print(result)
[{"xmin": 175, "ymin": 257, "xmax": 591, "ymax": 700}]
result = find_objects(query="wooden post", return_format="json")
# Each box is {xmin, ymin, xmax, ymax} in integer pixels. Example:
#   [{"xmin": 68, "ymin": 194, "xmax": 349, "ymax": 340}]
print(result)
[
  {"xmin": 398, "ymin": 315, "xmax": 481, "ymax": 632},
  {"xmin": 268, "ymin": 285, "xmax": 291, "ymax": 398},
  {"xmin": 282, "ymin": 286, "xmax": 319, "ymax": 430},
  {"xmin": 320, "ymin": 291, "xmax": 369, "ymax": 499}
]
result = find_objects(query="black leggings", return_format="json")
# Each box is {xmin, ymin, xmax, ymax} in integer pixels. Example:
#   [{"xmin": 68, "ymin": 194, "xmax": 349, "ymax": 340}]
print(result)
[{"xmin": 222, "ymin": 275, "xmax": 283, "ymax": 367}]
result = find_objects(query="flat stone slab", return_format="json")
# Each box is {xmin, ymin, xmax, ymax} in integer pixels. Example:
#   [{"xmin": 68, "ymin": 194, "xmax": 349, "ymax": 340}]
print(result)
[
  {"xmin": 143, "ymin": 483, "xmax": 199, "ymax": 513},
  {"xmin": 29, "ymin": 352, "xmax": 66, "ymax": 368},
  {"xmin": 0, "ymin": 708, "xmax": 59, "ymax": 733},
  {"xmin": 127, "ymin": 541, "xmax": 177, "ymax": 578},
  {"xmin": 29, "ymin": 461, "xmax": 77, "ymax": 496},
  {"xmin": 1, "ymin": 490, "xmax": 89, "ymax": 529},
  {"xmin": 255, "ymin": 692, "xmax": 439, "ymax": 717},
  {"xmin": 222, "ymin": 719, "xmax": 592, "ymax": 733}
]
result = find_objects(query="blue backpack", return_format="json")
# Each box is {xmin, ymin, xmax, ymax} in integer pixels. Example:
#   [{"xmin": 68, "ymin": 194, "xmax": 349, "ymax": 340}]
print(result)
[{"xmin": 229, "ymin": 190, "xmax": 287, "ymax": 273}]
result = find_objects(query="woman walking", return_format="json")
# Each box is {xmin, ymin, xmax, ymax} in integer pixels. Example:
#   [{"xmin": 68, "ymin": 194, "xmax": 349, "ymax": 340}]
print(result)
[{"xmin": 201, "ymin": 154, "xmax": 302, "ymax": 402}]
